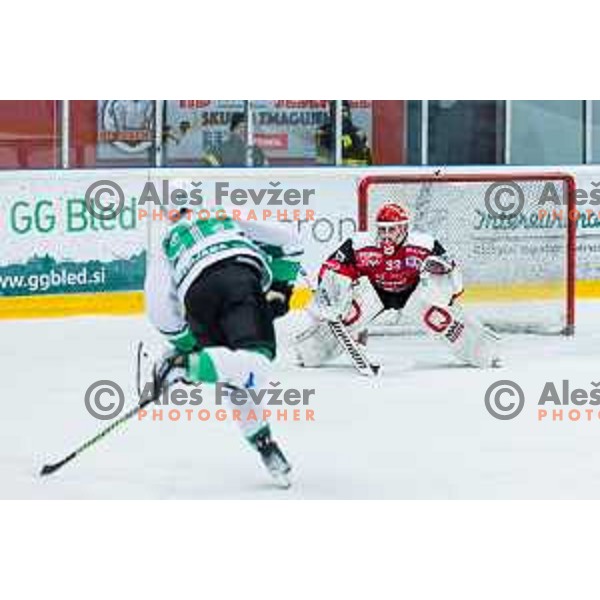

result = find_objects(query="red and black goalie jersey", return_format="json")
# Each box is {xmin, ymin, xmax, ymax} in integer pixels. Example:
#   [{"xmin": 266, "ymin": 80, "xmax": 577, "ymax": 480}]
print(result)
[{"xmin": 319, "ymin": 231, "xmax": 447, "ymax": 311}]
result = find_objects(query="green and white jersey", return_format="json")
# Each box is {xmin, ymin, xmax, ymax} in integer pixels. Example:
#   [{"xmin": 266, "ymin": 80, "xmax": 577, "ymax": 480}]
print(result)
[
  {"xmin": 145, "ymin": 216, "xmax": 302, "ymax": 353},
  {"xmin": 163, "ymin": 216, "xmax": 272, "ymax": 299}
]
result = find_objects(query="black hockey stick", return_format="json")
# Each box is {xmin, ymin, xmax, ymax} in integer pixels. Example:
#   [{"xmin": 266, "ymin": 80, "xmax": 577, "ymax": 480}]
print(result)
[
  {"xmin": 328, "ymin": 319, "xmax": 381, "ymax": 377},
  {"xmin": 40, "ymin": 342, "xmax": 156, "ymax": 476}
]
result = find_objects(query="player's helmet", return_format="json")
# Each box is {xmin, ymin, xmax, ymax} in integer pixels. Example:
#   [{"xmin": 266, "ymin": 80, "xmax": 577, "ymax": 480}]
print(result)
[{"xmin": 375, "ymin": 202, "xmax": 409, "ymax": 252}]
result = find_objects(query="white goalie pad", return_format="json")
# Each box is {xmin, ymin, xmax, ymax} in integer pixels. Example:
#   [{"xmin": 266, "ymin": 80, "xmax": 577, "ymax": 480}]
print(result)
[
  {"xmin": 293, "ymin": 317, "xmax": 341, "ymax": 367},
  {"xmin": 422, "ymin": 302, "xmax": 501, "ymax": 368},
  {"xmin": 341, "ymin": 276, "xmax": 385, "ymax": 333},
  {"xmin": 294, "ymin": 275, "xmax": 384, "ymax": 367},
  {"xmin": 405, "ymin": 277, "xmax": 502, "ymax": 369},
  {"xmin": 315, "ymin": 269, "xmax": 353, "ymax": 321}
]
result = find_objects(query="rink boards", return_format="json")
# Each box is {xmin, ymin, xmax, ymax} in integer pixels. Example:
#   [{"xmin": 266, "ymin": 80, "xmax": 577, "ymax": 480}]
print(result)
[{"xmin": 1, "ymin": 166, "xmax": 600, "ymax": 319}]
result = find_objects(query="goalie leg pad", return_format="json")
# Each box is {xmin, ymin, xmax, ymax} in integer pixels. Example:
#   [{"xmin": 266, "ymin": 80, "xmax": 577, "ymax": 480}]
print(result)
[
  {"xmin": 420, "ymin": 303, "xmax": 501, "ymax": 368},
  {"xmin": 293, "ymin": 316, "xmax": 341, "ymax": 367},
  {"xmin": 342, "ymin": 276, "xmax": 385, "ymax": 334},
  {"xmin": 295, "ymin": 275, "xmax": 384, "ymax": 367},
  {"xmin": 406, "ymin": 282, "xmax": 501, "ymax": 368}
]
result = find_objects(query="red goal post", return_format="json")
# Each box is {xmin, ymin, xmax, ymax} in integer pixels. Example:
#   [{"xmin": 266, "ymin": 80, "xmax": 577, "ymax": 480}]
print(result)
[{"xmin": 357, "ymin": 171, "xmax": 577, "ymax": 335}]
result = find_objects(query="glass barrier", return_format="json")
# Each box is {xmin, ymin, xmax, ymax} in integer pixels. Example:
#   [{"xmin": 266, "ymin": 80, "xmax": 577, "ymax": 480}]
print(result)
[
  {"xmin": 510, "ymin": 101, "xmax": 584, "ymax": 165},
  {"xmin": 0, "ymin": 100, "xmax": 596, "ymax": 169},
  {"xmin": 70, "ymin": 100, "xmax": 156, "ymax": 168},
  {"xmin": 589, "ymin": 101, "xmax": 600, "ymax": 163},
  {"xmin": 428, "ymin": 100, "xmax": 505, "ymax": 165},
  {"xmin": 163, "ymin": 100, "xmax": 252, "ymax": 167},
  {"xmin": 0, "ymin": 101, "xmax": 61, "ymax": 168}
]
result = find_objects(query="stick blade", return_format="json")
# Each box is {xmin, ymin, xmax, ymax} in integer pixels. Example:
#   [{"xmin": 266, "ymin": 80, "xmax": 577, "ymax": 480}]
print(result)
[
  {"xmin": 40, "ymin": 463, "xmax": 60, "ymax": 476},
  {"xmin": 39, "ymin": 453, "xmax": 76, "ymax": 477}
]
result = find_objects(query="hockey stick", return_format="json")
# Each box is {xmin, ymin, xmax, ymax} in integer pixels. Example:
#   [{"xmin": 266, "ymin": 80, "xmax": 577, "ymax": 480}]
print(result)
[
  {"xmin": 328, "ymin": 319, "xmax": 380, "ymax": 377},
  {"xmin": 40, "ymin": 342, "xmax": 156, "ymax": 476},
  {"xmin": 298, "ymin": 270, "xmax": 381, "ymax": 377}
]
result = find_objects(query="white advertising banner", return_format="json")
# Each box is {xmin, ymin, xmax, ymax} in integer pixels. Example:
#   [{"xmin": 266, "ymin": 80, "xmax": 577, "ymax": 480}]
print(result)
[{"xmin": 0, "ymin": 165, "xmax": 599, "ymax": 305}]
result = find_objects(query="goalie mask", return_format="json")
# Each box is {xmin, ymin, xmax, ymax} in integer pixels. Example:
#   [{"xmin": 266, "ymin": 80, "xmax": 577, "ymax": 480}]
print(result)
[{"xmin": 375, "ymin": 202, "xmax": 409, "ymax": 254}]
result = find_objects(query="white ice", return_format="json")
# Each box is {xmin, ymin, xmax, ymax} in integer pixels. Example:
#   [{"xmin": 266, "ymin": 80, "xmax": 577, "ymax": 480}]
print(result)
[{"xmin": 3, "ymin": 302, "xmax": 600, "ymax": 499}]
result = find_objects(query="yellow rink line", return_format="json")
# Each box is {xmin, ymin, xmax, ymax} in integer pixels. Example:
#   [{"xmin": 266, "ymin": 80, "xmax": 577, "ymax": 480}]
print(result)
[
  {"xmin": 0, "ymin": 280, "xmax": 599, "ymax": 320},
  {"xmin": 291, "ymin": 281, "xmax": 600, "ymax": 309},
  {"xmin": 464, "ymin": 280, "xmax": 600, "ymax": 302},
  {"xmin": 0, "ymin": 291, "xmax": 145, "ymax": 319}
]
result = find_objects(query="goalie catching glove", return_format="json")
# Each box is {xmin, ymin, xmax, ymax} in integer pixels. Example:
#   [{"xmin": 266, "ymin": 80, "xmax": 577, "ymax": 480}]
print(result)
[
  {"xmin": 418, "ymin": 253, "xmax": 464, "ymax": 307},
  {"xmin": 421, "ymin": 254, "xmax": 455, "ymax": 276}
]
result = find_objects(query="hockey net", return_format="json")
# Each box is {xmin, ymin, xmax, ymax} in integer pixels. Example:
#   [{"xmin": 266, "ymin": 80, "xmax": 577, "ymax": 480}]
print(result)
[{"xmin": 358, "ymin": 172, "xmax": 576, "ymax": 335}]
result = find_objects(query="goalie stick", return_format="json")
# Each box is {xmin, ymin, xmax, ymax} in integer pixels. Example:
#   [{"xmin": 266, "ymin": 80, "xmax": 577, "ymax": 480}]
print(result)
[
  {"xmin": 40, "ymin": 342, "xmax": 156, "ymax": 476},
  {"xmin": 296, "ymin": 270, "xmax": 381, "ymax": 377},
  {"xmin": 328, "ymin": 319, "xmax": 381, "ymax": 377}
]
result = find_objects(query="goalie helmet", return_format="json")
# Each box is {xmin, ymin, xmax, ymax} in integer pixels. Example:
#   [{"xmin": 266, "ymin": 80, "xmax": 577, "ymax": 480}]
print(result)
[{"xmin": 375, "ymin": 202, "xmax": 409, "ymax": 253}]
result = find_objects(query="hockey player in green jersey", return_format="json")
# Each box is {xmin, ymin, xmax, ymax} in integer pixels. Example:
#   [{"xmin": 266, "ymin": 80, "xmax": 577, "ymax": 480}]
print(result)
[{"xmin": 145, "ymin": 209, "xmax": 302, "ymax": 487}]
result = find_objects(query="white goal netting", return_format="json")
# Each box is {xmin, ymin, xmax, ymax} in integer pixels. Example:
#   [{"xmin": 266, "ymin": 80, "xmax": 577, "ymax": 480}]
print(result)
[{"xmin": 358, "ymin": 172, "xmax": 576, "ymax": 335}]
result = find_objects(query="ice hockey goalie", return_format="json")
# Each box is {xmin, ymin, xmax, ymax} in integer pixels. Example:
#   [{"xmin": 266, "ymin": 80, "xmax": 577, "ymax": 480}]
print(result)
[{"xmin": 294, "ymin": 202, "xmax": 502, "ymax": 370}]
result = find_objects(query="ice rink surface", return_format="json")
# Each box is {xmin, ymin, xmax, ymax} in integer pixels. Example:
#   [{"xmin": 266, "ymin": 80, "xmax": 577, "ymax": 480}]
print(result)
[{"xmin": 3, "ymin": 302, "xmax": 600, "ymax": 499}]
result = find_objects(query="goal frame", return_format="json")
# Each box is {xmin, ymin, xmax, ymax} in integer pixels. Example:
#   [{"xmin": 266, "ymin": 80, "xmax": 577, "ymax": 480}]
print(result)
[{"xmin": 357, "ymin": 171, "xmax": 577, "ymax": 335}]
